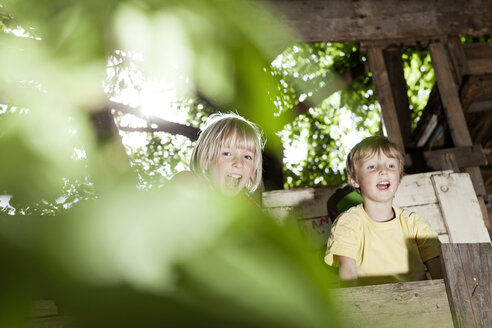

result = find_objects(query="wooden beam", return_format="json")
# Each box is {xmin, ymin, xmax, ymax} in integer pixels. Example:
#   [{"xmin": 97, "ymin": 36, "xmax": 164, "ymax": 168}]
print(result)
[
  {"xmin": 469, "ymin": 100, "xmax": 492, "ymax": 113},
  {"xmin": 259, "ymin": 0, "xmax": 492, "ymax": 42},
  {"xmin": 367, "ymin": 47, "xmax": 405, "ymax": 154},
  {"xmin": 446, "ymin": 36, "xmax": 469, "ymax": 87},
  {"xmin": 461, "ymin": 76, "xmax": 492, "ymax": 112},
  {"xmin": 331, "ymin": 279, "xmax": 453, "ymax": 328},
  {"xmin": 429, "ymin": 42, "xmax": 473, "ymax": 147},
  {"xmin": 464, "ymin": 43, "xmax": 492, "ymax": 75},
  {"xmin": 431, "ymin": 173, "xmax": 491, "ymax": 243},
  {"xmin": 383, "ymin": 48, "xmax": 412, "ymax": 146},
  {"xmin": 405, "ymin": 145, "xmax": 488, "ymax": 172},
  {"xmin": 440, "ymin": 243, "xmax": 492, "ymax": 328}
]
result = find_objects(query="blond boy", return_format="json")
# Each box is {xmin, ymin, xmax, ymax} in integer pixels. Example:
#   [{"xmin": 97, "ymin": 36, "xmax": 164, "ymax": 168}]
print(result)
[{"xmin": 325, "ymin": 136, "xmax": 443, "ymax": 286}]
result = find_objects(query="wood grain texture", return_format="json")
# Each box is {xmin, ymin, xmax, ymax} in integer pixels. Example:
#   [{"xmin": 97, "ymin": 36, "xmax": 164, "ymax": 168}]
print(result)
[
  {"xmin": 402, "ymin": 203, "xmax": 447, "ymax": 235},
  {"xmin": 431, "ymin": 174, "xmax": 491, "ymax": 243},
  {"xmin": 29, "ymin": 300, "xmax": 59, "ymax": 318},
  {"xmin": 464, "ymin": 43, "xmax": 492, "ymax": 75},
  {"xmin": 429, "ymin": 42, "xmax": 473, "ymax": 147},
  {"xmin": 405, "ymin": 146, "xmax": 487, "ymax": 172},
  {"xmin": 367, "ymin": 47, "xmax": 405, "ymax": 154},
  {"xmin": 441, "ymin": 243, "xmax": 492, "ymax": 328},
  {"xmin": 257, "ymin": 0, "xmax": 492, "ymax": 42},
  {"xmin": 331, "ymin": 279, "xmax": 453, "ymax": 328},
  {"xmin": 393, "ymin": 171, "xmax": 452, "ymax": 207}
]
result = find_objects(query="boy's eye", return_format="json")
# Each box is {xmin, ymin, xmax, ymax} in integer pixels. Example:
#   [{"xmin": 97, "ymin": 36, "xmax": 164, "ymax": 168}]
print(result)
[
  {"xmin": 222, "ymin": 151, "xmax": 232, "ymax": 156},
  {"xmin": 244, "ymin": 154, "xmax": 253, "ymax": 160},
  {"xmin": 367, "ymin": 165, "xmax": 375, "ymax": 170}
]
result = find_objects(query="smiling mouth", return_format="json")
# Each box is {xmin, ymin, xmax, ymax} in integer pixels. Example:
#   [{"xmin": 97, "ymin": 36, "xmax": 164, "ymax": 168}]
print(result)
[
  {"xmin": 376, "ymin": 181, "xmax": 390, "ymax": 190},
  {"xmin": 225, "ymin": 174, "xmax": 242, "ymax": 189}
]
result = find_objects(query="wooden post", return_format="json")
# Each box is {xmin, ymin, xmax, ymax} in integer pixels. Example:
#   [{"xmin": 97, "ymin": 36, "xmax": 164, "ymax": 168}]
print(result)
[
  {"xmin": 428, "ymin": 42, "xmax": 473, "ymax": 147},
  {"xmin": 383, "ymin": 48, "xmax": 412, "ymax": 147},
  {"xmin": 429, "ymin": 41, "xmax": 488, "ymax": 203},
  {"xmin": 367, "ymin": 47, "xmax": 405, "ymax": 154},
  {"xmin": 440, "ymin": 243, "xmax": 492, "ymax": 328}
]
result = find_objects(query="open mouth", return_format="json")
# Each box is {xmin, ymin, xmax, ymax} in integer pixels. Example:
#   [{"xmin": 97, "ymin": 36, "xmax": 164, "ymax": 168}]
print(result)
[
  {"xmin": 225, "ymin": 174, "xmax": 242, "ymax": 189},
  {"xmin": 376, "ymin": 181, "xmax": 390, "ymax": 190}
]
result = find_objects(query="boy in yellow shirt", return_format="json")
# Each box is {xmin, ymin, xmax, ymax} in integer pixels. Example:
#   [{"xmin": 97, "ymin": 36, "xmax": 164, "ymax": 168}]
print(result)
[{"xmin": 324, "ymin": 136, "xmax": 443, "ymax": 286}]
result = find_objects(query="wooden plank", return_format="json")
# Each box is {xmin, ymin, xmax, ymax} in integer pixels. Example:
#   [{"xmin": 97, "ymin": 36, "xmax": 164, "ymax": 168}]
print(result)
[
  {"xmin": 331, "ymin": 279, "xmax": 453, "ymax": 328},
  {"xmin": 460, "ymin": 76, "xmax": 492, "ymax": 113},
  {"xmin": 31, "ymin": 316, "xmax": 72, "ymax": 328},
  {"xmin": 429, "ymin": 42, "xmax": 474, "ymax": 147},
  {"xmin": 383, "ymin": 48, "xmax": 412, "ymax": 146},
  {"xmin": 440, "ymin": 243, "xmax": 492, "ymax": 328},
  {"xmin": 431, "ymin": 173, "xmax": 491, "ymax": 243},
  {"xmin": 402, "ymin": 203, "xmax": 447, "ymax": 235},
  {"xmin": 464, "ymin": 166, "xmax": 488, "ymax": 196},
  {"xmin": 258, "ymin": 0, "xmax": 492, "ymax": 42},
  {"xmin": 297, "ymin": 216, "xmax": 331, "ymax": 249},
  {"xmin": 446, "ymin": 36, "xmax": 469, "ymax": 86},
  {"xmin": 262, "ymin": 186, "xmax": 337, "ymax": 209},
  {"xmin": 464, "ymin": 43, "xmax": 492, "ymax": 75},
  {"xmin": 29, "ymin": 300, "xmax": 59, "ymax": 318},
  {"xmin": 405, "ymin": 146, "xmax": 487, "ymax": 171},
  {"xmin": 393, "ymin": 171, "xmax": 453, "ymax": 207},
  {"xmin": 367, "ymin": 47, "xmax": 405, "ymax": 154},
  {"xmin": 469, "ymin": 100, "xmax": 492, "ymax": 113},
  {"xmin": 439, "ymin": 234, "xmax": 450, "ymax": 244}
]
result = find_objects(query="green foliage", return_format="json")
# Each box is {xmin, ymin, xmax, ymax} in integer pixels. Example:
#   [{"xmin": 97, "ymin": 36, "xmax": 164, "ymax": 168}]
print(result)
[
  {"xmin": 272, "ymin": 43, "xmax": 380, "ymax": 188},
  {"xmin": 401, "ymin": 48, "xmax": 434, "ymax": 129},
  {"xmin": 0, "ymin": 1, "xmax": 346, "ymax": 327}
]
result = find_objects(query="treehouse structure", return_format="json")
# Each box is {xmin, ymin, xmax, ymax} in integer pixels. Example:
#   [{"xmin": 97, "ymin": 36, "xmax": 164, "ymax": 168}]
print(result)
[{"xmin": 259, "ymin": 1, "xmax": 492, "ymax": 327}]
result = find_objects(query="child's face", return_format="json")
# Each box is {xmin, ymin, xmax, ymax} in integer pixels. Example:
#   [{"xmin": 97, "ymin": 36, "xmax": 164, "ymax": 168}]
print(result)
[
  {"xmin": 349, "ymin": 152, "xmax": 400, "ymax": 205},
  {"xmin": 208, "ymin": 145, "xmax": 255, "ymax": 196}
]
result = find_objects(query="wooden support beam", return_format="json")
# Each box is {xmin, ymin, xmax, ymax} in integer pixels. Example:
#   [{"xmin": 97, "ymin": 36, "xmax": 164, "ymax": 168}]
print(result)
[
  {"xmin": 446, "ymin": 36, "xmax": 470, "ymax": 87},
  {"xmin": 367, "ymin": 47, "xmax": 405, "ymax": 154},
  {"xmin": 464, "ymin": 43, "xmax": 492, "ymax": 75},
  {"xmin": 440, "ymin": 243, "xmax": 492, "ymax": 328},
  {"xmin": 383, "ymin": 48, "xmax": 412, "ymax": 147},
  {"xmin": 405, "ymin": 145, "xmax": 487, "ymax": 172},
  {"xmin": 461, "ymin": 76, "xmax": 492, "ymax": 113},
  {"xmin": 259, "ymin": 0, "xmax": 492, "ymax": 42},
  {"xmin": 429, "ymin": 42, "xmax": 473, "ymax": 147}
]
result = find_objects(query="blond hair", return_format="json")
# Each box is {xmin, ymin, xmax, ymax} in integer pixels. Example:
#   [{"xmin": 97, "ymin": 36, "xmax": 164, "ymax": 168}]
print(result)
[
  {"xmin": 346, "ymin": 136, "xmax": 404, "ymax": 180},
  {"xmin": 190, "ymin": 112, "xmax": 265, "ymax": 193}
]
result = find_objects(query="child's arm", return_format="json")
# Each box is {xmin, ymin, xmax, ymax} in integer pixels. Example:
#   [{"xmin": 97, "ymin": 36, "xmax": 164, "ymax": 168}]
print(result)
[
  {"xmin": 338, "ymin": 255, "xmax": 358, "ymax": 287},
  {"xmin": 425, "ymin": 256, "xmax": 443, "ymax": 279}
]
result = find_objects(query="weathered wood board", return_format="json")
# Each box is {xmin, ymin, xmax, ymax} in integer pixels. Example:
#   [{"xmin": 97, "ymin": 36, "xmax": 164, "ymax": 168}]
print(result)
[
  {"xmin": 253, "ymin": 0, "xmax": 492, "ymax": 42},
  {"xmin": 330, "ymin": 279, "xmax": 453, "ymax": 328},
  {"xmin": 432, "ymin": 174, "xmax": 491, "ymax": 243},
  {"xmin": 30, "ymin": 300, "xmax": 59, "ymax": 318},
  {"xmin": 441, "ymin": 243, "xmax": 492, "ymax": 328}
]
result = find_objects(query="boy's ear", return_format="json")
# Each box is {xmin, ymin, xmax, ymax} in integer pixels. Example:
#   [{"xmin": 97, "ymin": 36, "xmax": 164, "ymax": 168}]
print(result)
[{"xmin": 348, "ymin": 175, "xmax": 360, "ymax": 189}]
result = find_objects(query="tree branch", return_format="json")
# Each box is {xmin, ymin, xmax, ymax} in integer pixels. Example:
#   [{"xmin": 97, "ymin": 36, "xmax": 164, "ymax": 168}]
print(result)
[
  {"xmin": 108, "ymin": 100, "xmax": 200, "ymax": 141},
  {"xmin": 278, "ymin": 61, "xmax": 368, "ymax": 125}
]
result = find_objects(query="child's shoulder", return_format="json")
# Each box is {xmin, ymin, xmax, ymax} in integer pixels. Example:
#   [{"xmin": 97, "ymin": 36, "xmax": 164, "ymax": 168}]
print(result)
[{"xmin": 334, "ymin": 203, "xmax": 365, "ymax": 225}]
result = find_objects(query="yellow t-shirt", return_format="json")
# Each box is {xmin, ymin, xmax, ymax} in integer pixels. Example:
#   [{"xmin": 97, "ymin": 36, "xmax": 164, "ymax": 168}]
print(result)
[{"xmin": 324, "ymin": 204, "xmax": 440, "ymax": 285}]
